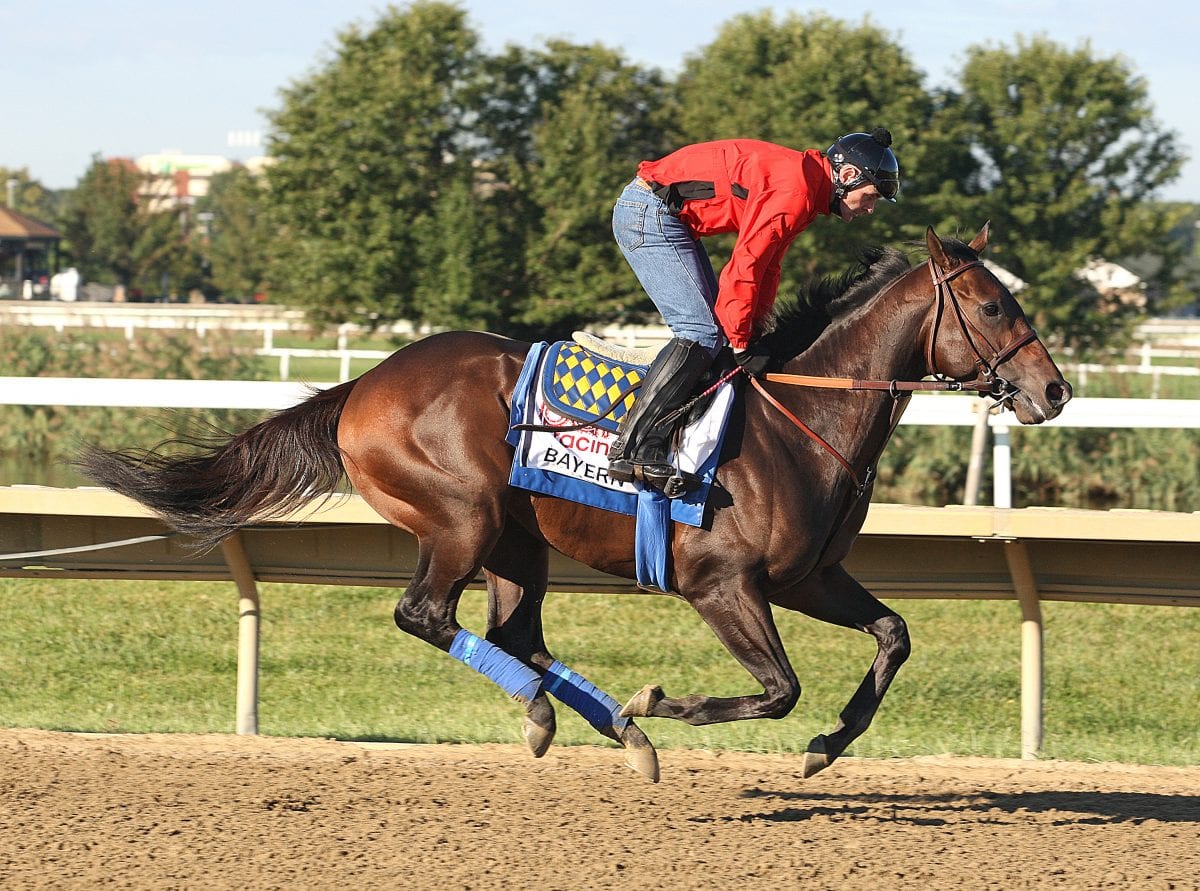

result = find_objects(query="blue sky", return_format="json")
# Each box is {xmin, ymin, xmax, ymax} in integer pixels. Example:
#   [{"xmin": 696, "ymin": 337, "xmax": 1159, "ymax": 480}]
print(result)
[{"xmin": 3, "ymin": 0, "xmax": 1197, "ymax": 201}]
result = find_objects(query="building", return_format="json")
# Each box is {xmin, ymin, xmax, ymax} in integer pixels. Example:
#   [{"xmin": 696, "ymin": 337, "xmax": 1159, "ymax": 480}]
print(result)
[
  {"xmin": 134, "ymin": 151, "xmax": 272, "ymax": 211},
  {"xmin": 0, "ymin": 206, "xmax": 62, "ymax": 299}
]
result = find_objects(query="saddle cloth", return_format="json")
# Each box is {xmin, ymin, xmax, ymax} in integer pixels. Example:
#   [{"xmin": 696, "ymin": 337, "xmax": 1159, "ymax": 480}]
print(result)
[{"xmin": 507, "ymin": 341, "xmax": 734, "ymax": 588}]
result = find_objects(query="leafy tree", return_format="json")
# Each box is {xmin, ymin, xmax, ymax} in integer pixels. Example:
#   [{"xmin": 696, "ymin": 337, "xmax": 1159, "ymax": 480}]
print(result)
[
  {"xmin": 58, "ymin": 155, "xmax": 206, "ymax": 299},
  {"xmin": 481, "ymin": 41, "xmax": 671, "ymax": 337},
  {"xmin": 670, "ymin": 11, "xmax": 934, "ymax": 288},
  {"xmin": 197, "ymin": 166, "xmax": 271, "ymax": 301},
  {"xmin": 264, "ymin": 1, "xmax": 480, "ymax": 326},
  {"xmin": 0, "ymin": 167, "xmax": 59, "ymax": 222},
  {"xmin": 58, "ymin": 156, "xmax": 145, "ymax": 287},
  {"xmin": 411, "ymin": 161, "xmax": 513, "ymax": 331},
  {"xmin": 939, "ymin": 37, "xmax": 1186, "ymax": 351}
]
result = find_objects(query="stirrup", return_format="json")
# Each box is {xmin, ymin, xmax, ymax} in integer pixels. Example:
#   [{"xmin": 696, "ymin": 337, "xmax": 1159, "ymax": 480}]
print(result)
[
  {"xmin": 607, "ymin": 457, "xmax": 636, "ymax": 484},
  {"xmin": 636, "ymin": 463, "xmax": 701, "ymax": 499}
]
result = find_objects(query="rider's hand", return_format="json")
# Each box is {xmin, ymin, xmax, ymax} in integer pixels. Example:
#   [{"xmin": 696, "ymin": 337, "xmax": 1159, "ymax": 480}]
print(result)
[{"xmin": 733, "ymin": 341, "xmax": 771, "ymax": 378}]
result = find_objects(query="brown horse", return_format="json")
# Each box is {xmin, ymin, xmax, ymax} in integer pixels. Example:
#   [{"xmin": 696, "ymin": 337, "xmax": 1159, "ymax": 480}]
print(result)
[{"xmin": 80, "ymin": 225, "xmax": 1071, "ymax": 782}]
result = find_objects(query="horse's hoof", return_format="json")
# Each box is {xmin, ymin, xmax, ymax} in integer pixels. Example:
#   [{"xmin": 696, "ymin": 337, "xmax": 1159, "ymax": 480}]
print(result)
[
  {"xmin": 802, "ymin": 734, "xmax": 833, "ymax": 778},
  {"xmin": 620, "ymin": 684, "xmax": 664, "ymax": 718},
  {"xmin": 618, "ymin": 720, "xmax": 660, "ymax": 783},
  {"xmin": 522, "ymin": 695, "xmax": 556, "ymax": 758}
]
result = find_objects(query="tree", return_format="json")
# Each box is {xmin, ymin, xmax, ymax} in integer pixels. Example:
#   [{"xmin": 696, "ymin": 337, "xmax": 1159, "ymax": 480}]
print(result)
[
  {"xmin": 670, "ymin": 11, "xmax": 934, "ymax": 289},
  {"xmin": 0, "ymin": 167, "xmax": 59, "ymax": 222},
  {"xmin": 58, "ymin": 155, "xmax": 204, "ymax": 299},
  {"xmin": 483, "ymin": 41, "xmax": 671, "ymax": 337},
  {"xmin": 264, "ymin": 1, "xmax": 479, "ymax": 326},
  {"xmin": 58, "ymin": 156, "xmax": 145, "ymax": 287},
  {"xmin": 197, "ymin": 166, "xmax": 271, "ymax": 301},
  {"xmin": 942, "ymin": 37, "xmax": 1186, "ymax": 350}
]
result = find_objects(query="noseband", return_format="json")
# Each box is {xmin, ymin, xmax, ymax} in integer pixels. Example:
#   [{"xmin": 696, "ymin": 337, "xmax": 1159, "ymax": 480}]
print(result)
[{"xmin": 925, "ymin": 258, "xmax": 1039, "ymax": 399}]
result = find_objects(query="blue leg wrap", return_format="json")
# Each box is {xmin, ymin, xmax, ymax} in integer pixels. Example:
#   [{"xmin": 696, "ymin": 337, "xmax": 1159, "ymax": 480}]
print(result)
[
  {"xmin": 448, "ymin": 630, "xmax": 542, "ymax": 704},
  {"xmin": 543, "ymin": 660, "xmax": 630, "ymax": 732}
]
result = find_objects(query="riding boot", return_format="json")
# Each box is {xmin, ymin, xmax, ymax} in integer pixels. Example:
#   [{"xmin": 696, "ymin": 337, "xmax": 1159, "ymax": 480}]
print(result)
[{"xmin": 607, "ymin": 337, "xmax": 713, "ymax": 497}]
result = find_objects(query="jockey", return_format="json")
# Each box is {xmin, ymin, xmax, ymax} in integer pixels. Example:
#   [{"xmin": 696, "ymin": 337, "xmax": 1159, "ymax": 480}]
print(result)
[{"xmin": 608, "ymin": 127, "xmax": 900, "ymax": 497}]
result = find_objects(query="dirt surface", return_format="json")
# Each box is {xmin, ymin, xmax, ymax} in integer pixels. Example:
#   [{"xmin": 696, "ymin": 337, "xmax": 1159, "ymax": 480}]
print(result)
[{"xmin": 1, "ymin": 729, "xmax": 1197, "ymax": 890}]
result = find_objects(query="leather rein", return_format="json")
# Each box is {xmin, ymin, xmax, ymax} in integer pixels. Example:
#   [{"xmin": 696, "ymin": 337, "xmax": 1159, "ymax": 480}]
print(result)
[{"xmin": 753, "ymin": 257, "xmax": 1041, "ymax": 494}]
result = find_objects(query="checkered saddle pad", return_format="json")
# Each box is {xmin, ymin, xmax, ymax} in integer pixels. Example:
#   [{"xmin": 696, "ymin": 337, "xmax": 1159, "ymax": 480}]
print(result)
[{"xmin": 541, "ymin": 341, "xmax": 646, "ymax": 433}]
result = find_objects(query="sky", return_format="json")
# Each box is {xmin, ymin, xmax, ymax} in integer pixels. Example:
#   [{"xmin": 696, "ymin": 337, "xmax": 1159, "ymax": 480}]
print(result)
[{"xmin": 2, "ymin": 0, "xmax": 1197, "ymax": 201}]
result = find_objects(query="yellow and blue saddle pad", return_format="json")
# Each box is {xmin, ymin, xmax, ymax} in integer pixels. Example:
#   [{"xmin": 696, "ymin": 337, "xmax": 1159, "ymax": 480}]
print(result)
[{"xmin": 541, "ymin": 341, "xmax": 643, "ymax": 433}]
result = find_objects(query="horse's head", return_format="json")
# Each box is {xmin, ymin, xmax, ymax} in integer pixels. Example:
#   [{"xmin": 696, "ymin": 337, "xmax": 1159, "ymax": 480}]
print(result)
[{"xmin": 924, "ymin": 223, "xmax": 1072, "ymax": 424}]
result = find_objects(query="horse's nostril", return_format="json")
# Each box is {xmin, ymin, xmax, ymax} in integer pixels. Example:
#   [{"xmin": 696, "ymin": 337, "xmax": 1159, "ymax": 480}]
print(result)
[{"xmin": 1046, "ymin": 381, "xmax": 1071, "ymax": 406}]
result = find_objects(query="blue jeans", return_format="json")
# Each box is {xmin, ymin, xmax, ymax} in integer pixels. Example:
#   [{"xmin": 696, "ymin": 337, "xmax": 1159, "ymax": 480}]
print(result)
[{"xmin": 612, "ymin": 179, "xmax": 722, "ymax": 353}]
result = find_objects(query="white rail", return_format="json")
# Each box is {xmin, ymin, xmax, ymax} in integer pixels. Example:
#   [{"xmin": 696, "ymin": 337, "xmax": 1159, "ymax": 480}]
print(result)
[{"xmin": 4, "ymin": 378, "xmax": 1200, "ymax": 508}]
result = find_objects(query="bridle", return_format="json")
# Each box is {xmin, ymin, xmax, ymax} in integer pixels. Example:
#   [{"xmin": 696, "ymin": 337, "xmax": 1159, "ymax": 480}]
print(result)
[
  {"xmin": 753, "ymin": 255, "xmax": 1042, "ymax": 493},
  {"xmin": 924, "ymin": 258, "xmax": 1040, "ymax": 401}
]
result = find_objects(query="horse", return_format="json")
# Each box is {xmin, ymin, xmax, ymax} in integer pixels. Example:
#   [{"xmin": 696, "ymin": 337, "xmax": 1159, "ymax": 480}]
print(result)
[{"xmin": 79, "ymin": 224, "xmax": 1071, "ymax": 783}]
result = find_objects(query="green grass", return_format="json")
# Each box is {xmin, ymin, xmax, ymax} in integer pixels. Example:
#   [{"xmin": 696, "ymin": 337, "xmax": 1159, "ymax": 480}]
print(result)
[{"xmin": 1, "ymin": 578, "xmax": 1196, "ymax": 765}]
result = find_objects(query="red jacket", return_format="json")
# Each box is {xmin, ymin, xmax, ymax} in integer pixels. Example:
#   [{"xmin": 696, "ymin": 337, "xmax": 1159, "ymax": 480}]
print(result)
[{"xmin": 638, "ymin": 140, "xmax": 833, "ymax": 349}]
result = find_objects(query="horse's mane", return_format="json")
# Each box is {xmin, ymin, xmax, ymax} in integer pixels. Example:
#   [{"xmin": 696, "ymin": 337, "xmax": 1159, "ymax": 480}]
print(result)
[{"xmin": 763, "ymin": 246, "xmax": 913, "ymax": 361}]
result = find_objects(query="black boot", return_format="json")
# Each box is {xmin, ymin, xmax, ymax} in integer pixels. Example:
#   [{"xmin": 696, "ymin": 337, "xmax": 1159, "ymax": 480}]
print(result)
[{"xmin": 607, "ymin": 338, "xmax": 712, "ymax": 496}]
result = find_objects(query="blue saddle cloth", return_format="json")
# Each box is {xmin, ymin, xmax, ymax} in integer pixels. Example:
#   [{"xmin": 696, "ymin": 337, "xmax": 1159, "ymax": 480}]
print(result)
[{"xmin": 506, "ymin": 341, "xmax": 734, "ymax": 591}]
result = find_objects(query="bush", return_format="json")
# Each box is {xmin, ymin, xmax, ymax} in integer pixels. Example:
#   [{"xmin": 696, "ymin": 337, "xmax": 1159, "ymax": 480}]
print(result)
[{"xmin": 0, "ymin": 330, "xmax": 267, "ymax": 485}]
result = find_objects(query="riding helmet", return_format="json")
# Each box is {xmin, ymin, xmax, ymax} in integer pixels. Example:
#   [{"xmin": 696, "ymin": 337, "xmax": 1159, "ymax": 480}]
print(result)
[{"xmin": 827, "ymin": 127, "xmax": 900, "ymax": 202}]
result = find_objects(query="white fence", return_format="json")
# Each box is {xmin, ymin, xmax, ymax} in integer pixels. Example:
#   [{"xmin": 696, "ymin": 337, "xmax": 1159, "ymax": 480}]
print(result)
[{"xmin": 4, "ymin": 376, "xmax": 1199, "ymax": 509}]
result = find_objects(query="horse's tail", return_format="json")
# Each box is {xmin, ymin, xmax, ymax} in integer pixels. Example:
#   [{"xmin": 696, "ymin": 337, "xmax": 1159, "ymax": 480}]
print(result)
[{"xmin": 77, "ymin": 379, "xmax": 358, "ymax": 552}]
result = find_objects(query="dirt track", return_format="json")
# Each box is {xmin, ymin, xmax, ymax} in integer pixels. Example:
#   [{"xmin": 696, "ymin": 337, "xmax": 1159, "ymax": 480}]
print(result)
[{"xmin": 1, "ymin": 728, "xmax": 1197, "ymax": 889}]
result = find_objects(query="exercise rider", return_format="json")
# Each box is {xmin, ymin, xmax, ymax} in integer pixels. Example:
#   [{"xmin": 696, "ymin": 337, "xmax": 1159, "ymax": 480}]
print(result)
[{"xmin": 607, "ymin": 128, "xmax": 901, "ymax": 497}]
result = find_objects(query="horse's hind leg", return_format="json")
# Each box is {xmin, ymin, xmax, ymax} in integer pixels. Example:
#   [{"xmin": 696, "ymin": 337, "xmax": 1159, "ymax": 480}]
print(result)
[
  {"xmin": 481, "ymin": 522, "xmax": 557, "ymax": 758},
  {"xmin": 485, "ymin": 521, "xmax": 660, "ymax": 782},
  {"xmin": 769, "ymin": 564, "xmax": 911, "ymax": 778}
]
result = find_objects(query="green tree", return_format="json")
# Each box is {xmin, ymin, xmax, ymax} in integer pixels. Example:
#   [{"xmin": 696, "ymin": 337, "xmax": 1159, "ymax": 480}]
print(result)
[
  {"xmin": 58, "ymin": 156, "xmax": 145, "ymax": 287},
  {"xmin": 942, "ymin": 37, "xmax": 1186, "ymax": 351},
  {"xmin": 400, "ymin": 38, "xmax": 670, "ymax": 339},
  {"xmin": 670, "ymin": 11, "xmax": 934, "ymax": 287},
  {"xmin": 265, "ymin": 1, "xmax": 479, "ymax": 326},
  {"xmin": 197, "ymin": 166, "xmax": 271, "ymax": 301},
  {"xmin": 0, "ymin": 167, "xmax": 59, "ymax": 222},
  {"xmin": 58, "ymin": 155, "xmax": 205, "ymax": 299},
  {"xmin": 491, "ymin": 42, "xmax": 671, "ymax": 337}
]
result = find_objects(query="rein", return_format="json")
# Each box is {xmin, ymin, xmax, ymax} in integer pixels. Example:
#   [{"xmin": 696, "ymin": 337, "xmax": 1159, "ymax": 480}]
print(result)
[{"xmin": 755, "ymin": 255, "xmax": 1041, "ymax": 494}]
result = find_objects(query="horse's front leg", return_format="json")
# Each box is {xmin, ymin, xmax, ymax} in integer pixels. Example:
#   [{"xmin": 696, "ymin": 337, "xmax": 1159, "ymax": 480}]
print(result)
[
  {"xmin": 622, "ymin": 579, "xmax": 802, "ymax": 725},
  {"xmin": 768, "ymin": 563, "xmax": 911, "ymax": 777}
]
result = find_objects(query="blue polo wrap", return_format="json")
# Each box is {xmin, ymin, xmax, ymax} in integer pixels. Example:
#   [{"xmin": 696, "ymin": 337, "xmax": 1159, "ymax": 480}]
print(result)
[
  {"xmin": 448, "ymin": 630, "xmax": 542, "ymax": 703},
  {"xmin": 543, "ymin": 660, "xmax": 629, "ymax": 732}
]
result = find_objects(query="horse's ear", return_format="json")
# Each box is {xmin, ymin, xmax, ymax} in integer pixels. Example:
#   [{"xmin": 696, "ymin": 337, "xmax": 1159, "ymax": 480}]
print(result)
[
  {"xmin": 926, "ymin": 226, "xmax": 951, "ymax": 268},
  {"xmin": 968, "ymin": 221, "xmax": 991, "ymax": 255}
]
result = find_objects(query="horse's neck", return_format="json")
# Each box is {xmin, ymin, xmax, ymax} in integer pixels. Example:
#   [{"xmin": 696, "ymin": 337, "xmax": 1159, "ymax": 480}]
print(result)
[
  {"xmin": 790, "ymin": 275, "xmax": 928, "ymax": 384},
  {"xmin": 771, "ymin": 272, "xmax": 929, "ymax": 480}
]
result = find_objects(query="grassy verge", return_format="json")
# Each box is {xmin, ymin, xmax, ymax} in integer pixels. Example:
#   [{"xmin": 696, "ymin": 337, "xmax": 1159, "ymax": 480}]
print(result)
[{"xmin": 1, "ymin": 578, "xmax": 1195, "ymax": 765}]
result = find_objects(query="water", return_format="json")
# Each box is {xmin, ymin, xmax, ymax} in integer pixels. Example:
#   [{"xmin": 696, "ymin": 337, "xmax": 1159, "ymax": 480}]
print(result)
[{"xmin": 0, "ymin": 456, "xmax": 91, "ymax": 488}]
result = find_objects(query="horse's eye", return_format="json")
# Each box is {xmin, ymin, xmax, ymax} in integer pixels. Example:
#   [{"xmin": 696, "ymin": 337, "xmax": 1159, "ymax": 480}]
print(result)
[{"xmin": 982, "ymin": 303, "xmax": 1001, "ymax": 317}]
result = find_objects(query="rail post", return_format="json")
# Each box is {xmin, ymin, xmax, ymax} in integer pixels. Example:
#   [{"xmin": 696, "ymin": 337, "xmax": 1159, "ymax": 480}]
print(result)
[
  {"xmin": 220, "ymin": 532, "xmax": 261, "ymax": 735},
  {"xmin": 1004, "ymin": 540, "xmax": 1044, "ymax": 759}
]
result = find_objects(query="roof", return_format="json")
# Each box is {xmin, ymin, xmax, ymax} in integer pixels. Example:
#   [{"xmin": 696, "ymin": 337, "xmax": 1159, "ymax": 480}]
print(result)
[
  {"xmin": 983, "ymin": 259, "xmax": 1027, "ymax": 294},
  {"xmin": 1076, "ymin": 258, "xmax": 1143, "ymax": 292},
  {"xmin": 0, "ymin": 207, "xmax": 61, "ymax": 240}
]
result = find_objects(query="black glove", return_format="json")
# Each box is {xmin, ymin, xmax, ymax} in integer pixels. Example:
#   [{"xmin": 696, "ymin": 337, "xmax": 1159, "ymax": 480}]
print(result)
[{"xmin": 733, "ymin": 341, "xmax": 771, "ymax": 378}]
